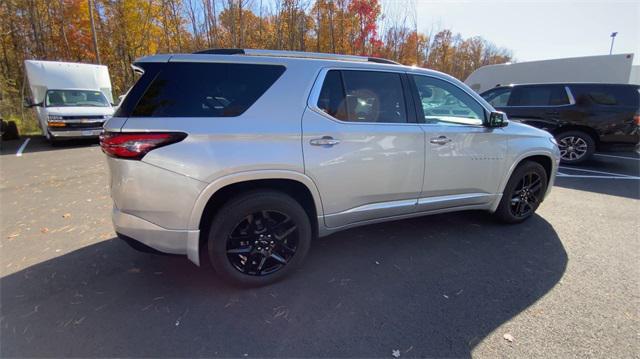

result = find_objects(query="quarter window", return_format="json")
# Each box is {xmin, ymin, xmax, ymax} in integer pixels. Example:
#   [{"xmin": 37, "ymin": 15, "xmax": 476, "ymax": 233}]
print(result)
[
  {"xmin": 412, "ymin": 75, "xmax": 485, "ymax": 126},
  {"xmin": 570, "ymin": 85, "xmax": 639, "ymax": 107},
  {"xmin": 508, "ymin": 85, "xmax": 569, "ymax": 106},
  {"xmin": 317, "ymin": 70, "xmax": 408, "ymax": 123},
  {"xmin": 131, "ymin": 62, "xmax": 285, "ymax": 117}
]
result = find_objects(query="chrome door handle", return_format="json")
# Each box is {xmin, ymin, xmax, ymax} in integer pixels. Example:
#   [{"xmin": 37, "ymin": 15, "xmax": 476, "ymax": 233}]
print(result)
[
  {"xmin": 430, "ymin": 136, "xmax": 452, "ymax": 145},
  {"xmin": 310, "ymin": 136, "xmax": 340, "ymax": 146}
]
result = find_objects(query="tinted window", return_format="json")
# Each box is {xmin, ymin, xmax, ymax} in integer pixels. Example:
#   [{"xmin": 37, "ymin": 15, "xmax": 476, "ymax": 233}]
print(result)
[
  {"xmin": 317, "ymin": 70, "xmax": 348, "ymax": 121},
  {"xmin": 570, "ymin": 85, "xmax": 639, "ymax": 107},
  {"xmin": 509, "ymin": 85, "xmax": 569, "ymax": 106},
  {"xmin": 340, "ymin": 71, "xmax": 407, "ymax": 123},
  {"xmin": 482, "ymin": 88, "xmax": 512, "ymax": 107},
  {"xmin": 131, "ymin": 62, "xmax": 285, "ymax": 117},
  {"xmin": 413, "ymin": 75, "xmax": 485, "ymax": 126}
]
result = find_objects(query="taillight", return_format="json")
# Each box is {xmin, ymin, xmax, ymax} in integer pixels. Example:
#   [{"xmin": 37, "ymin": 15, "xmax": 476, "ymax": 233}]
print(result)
[
  {"xmin": 99, "ymin": 132, "xmax": 186, "ymax": 160},
  {"xmin": 634, "ymin": 114, "xmax": 640, "ymax": 126}
]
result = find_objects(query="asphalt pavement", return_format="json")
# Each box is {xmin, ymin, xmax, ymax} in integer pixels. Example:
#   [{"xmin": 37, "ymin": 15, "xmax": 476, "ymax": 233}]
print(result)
[{"xmin": 0, "ymin": 136, "xmax": 638, "ymax": 358}]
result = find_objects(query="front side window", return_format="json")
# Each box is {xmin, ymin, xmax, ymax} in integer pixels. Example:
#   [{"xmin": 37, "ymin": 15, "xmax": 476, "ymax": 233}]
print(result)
[
  {"xmin": 412, "ymin": 75, "xmax": 485, "ymax": 126},
  {"xmin": 482, "ymin": 88, "xmax": 512, "ymax": 107},
  {"xmin": 132, "ymin": 62, "xmax": 285, "ymax": 117},
  {"xmin": 317, "ymin": 70, "xmax": 408, "ymax": 123},
  {"xmin": 508, "ymin": 85, "xmax": 569, "ymax": 106},
  {"xmin": 45, "ymin": 90, "xmax": 110, "ymax": 107}
]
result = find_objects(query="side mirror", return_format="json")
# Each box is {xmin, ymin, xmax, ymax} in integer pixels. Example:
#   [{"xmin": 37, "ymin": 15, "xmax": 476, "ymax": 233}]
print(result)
[
  {"xmin": 23, "ymin": 99, "xmax": 42, "ymax": 108},
  {"xmin": 488, "ymin": 111, "xmax": 509, "ymax": 128}
]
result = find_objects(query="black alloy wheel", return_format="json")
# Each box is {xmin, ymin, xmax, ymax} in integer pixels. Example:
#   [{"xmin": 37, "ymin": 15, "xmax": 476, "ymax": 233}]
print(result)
[
  {"xmin": 509, "ymin": 171, "xmax": 544, "ymax": 219},
  {"xmin": 208, "ymin": 190, "xmax": 312, "ymax": 286},
  {"xmin": 226, "ymin": 210, "xmax": 299, "ymax": 276},
  {"xmin": 494, "ymin": 161, "xmax": 548, "ymax": 223}
]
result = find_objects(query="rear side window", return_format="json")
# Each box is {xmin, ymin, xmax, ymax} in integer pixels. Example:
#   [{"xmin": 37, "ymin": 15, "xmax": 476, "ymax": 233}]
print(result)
[
  {"xmin": 317, "ymin": 70, "xmax": 407, "ymax": 123},
  {"xmin": 570, "ymin": 85, "xmax": 639, "ymax": 107},
  {"xmin": 509, "ymin": 85, "xmax": 569, "ymax": 106},
  {"xmin": 131, "ymin": 62, "xmax": 285, "ymax": 117},
  {"xmin": 317, "ymin": 70, "xmax": 348, "ymax": 121},
  {"xmin": 342, "ymin": 71, "xmax": 407, "ymax": 123}
]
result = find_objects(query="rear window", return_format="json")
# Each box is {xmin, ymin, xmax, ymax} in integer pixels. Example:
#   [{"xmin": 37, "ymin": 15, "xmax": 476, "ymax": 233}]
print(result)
[
  {"xmin": 124, "ymin": 62, "xmax": 285, "ymax": 117},
  {"xmin": 570, "ymin": 85, "xmax": 639, "ymax": 107},
  {"xmin": 509, "ymin": 85, "xmax": 569, "ymax": 106}
]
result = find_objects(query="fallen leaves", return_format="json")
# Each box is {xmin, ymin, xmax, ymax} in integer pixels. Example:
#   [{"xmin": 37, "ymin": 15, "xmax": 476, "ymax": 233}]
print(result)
[
  {"xmin": 62, "ymin": 213, "xmax": 71, "ymax": 219},
  {"xmin": 40, "ymin": 227, "xmax": 49, "ymax": 233},
  {"xmin": 503, "ymin": 333, "xmax": 514, "ymax": 342}
]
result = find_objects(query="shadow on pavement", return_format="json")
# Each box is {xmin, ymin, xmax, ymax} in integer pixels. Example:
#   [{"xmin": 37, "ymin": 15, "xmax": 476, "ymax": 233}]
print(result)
[
  {"xmin": 0, "ymin": 136, "xmax": 98, "ymax": 156},
  {"xmin": 0, "ymin": 212, "xmax": 567, "ymax": 358}
]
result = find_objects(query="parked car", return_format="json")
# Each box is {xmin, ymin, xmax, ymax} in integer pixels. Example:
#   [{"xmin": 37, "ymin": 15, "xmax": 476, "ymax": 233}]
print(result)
[
  {"xmin": 481, "ymin": 83, "xmax": 640, "ymax": 164},
  {"xmin": 101, "ymin": 49, "xmax": 559, "ymax": 286}
]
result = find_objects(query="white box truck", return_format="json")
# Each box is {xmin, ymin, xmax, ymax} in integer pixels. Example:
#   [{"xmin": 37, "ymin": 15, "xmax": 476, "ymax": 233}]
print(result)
[
  {"xmin": 465, "ymin": 53, "xmax": 638, "ymax": 94},
  {"xmin": 23, "ymin": 60, "xmax": 115, "ymax": 143}
]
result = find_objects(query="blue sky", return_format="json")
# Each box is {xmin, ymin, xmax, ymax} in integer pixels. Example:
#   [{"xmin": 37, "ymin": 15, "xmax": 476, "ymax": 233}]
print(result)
[{"xmin": 407, "ymin": 0, "xmax": 640, "ymax": 64}]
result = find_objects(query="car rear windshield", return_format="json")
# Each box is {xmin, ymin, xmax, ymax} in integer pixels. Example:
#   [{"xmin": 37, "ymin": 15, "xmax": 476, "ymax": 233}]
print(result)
[
  {"xmin": 116, "ymin": 62, "xmax": 285, "ymax": 117},
  {"xmin": 569, "ymin": 85, "xmax": 640, "ymax": 107}
]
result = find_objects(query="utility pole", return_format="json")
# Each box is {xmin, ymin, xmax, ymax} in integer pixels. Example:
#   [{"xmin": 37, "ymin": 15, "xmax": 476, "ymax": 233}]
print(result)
[
  {"xmin": 88, "ymin": 0, "xmax": 101, "ymax": 64},
  {"xmin": 609, "ymin": 32, "xmax": 618, "ymax": 55}
]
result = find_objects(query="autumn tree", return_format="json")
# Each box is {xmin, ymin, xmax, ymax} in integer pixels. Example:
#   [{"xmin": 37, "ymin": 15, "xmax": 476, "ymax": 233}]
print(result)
[{"xmin": 0, "ymin": 0, "xmax": 512, "ymax": 134}]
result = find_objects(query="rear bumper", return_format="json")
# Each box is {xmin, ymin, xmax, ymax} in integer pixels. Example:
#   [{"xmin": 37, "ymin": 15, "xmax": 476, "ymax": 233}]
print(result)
[{"xmin": 112, "ymin": 207, "xmax": 201, "ymax": 265}]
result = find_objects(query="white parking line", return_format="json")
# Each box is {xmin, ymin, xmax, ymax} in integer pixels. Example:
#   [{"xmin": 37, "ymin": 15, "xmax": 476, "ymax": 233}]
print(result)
[
  {"xmin": 557, "ymin": 173, "xmax": 640, "ymax": 180},
  {"xmin": 594, "ymin": 153, "xmax": 640, "ymax": 161},
  {"xmin": 559, "ymin": 166, "xmax": 635, "ymax": 178},
  {"xmin": 15, "ymin": 138, "xmax": 30, "ymax": 157}
]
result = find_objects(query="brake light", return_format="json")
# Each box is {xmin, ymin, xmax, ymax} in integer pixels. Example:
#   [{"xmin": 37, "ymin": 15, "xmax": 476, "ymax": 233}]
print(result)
[
  {"xmin": 634, "ymin": 114, "xmax": 640, "ymax": 126},
  {"xmin": 99, "ymin": 132, "xmax": 186, "ymax": 160}
]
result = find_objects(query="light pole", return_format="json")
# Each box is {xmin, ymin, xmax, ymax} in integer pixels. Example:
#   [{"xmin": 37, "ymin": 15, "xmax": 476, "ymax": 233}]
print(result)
[
  {"xmin": 88, "ymin": 0, "xmax": 101, "ymax": 64},
  {"xmin": 609, "ymin": 32, "xmax": 618, "ymax": 55}
]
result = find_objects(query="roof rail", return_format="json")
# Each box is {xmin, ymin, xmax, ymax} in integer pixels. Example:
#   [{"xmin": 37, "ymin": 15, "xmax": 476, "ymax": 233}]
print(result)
[
  {"xmin": 193, "ymin": 48, "xmax": 245, "ymax": 55},
  {"xmin": 192, "ymin": 48, "xmax": 400, "ymax": 65}
]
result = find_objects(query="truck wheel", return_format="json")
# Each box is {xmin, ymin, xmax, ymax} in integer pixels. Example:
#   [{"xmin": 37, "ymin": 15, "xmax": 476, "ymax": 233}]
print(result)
[
  {"xmin": 494, "ymin": 161, "xmax": 548, "ymax": 224},
  {"xmin": 2, "ymin": 121, "xmax": 19, "ymax": 141},
  {"xmin": 207, "ymin": 190, "xmax": 312, "ymax": 287},
  {"xmin": 556, "ymin": 131, "xmax": 595, "ymax": 165}
]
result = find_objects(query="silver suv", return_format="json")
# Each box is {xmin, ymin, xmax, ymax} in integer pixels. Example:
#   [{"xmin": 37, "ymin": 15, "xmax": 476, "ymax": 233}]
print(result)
[{"xmin": 101, "ymin": 49, "xmax": 560, "ymax": 286}]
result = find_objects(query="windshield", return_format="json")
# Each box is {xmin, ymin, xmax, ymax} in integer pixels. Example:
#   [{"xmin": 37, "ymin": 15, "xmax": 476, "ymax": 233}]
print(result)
[{"xmin": 45, "ymin": 90, "xmax": 110, "ymax": 107}]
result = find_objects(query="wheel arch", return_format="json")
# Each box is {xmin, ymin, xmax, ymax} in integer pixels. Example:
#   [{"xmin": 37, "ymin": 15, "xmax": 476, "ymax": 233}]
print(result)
[
  {"xmin": 494, "ymin": 151, "xmax": 558, "ymax": 212},
  {"xmin": 187, "ymin": 171, "xmax": 324, "ymax": 264},
  {"xmin": 552, "ymin": 125, "xmax": 600, "ymax": 147}
]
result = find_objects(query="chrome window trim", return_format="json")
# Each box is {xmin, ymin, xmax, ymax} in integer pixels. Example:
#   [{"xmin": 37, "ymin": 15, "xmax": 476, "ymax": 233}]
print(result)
[
  {"xmin": 565, "ymin": 86, "xmax": 576, "ymax": 105},
  {"xmin": 307, "ymin": 67, "xmax": 421, "ymax": 126}
]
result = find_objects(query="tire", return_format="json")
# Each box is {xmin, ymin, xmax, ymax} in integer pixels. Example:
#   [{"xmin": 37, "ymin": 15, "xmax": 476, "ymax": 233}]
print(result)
[
  {"xmin": 2, "ymin": 121, "xmax": 19, "ymax": 141},
  {"xmin": 207, "ymin": 190, "xmax": 312, "ymax": 287},
  {"xmin": 556, "ymin": 130, "xmax": 595, "ymax": 165},
  {"xmin": 494, "ymin": 161, "xmax": 548, "ymax": 224}
]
